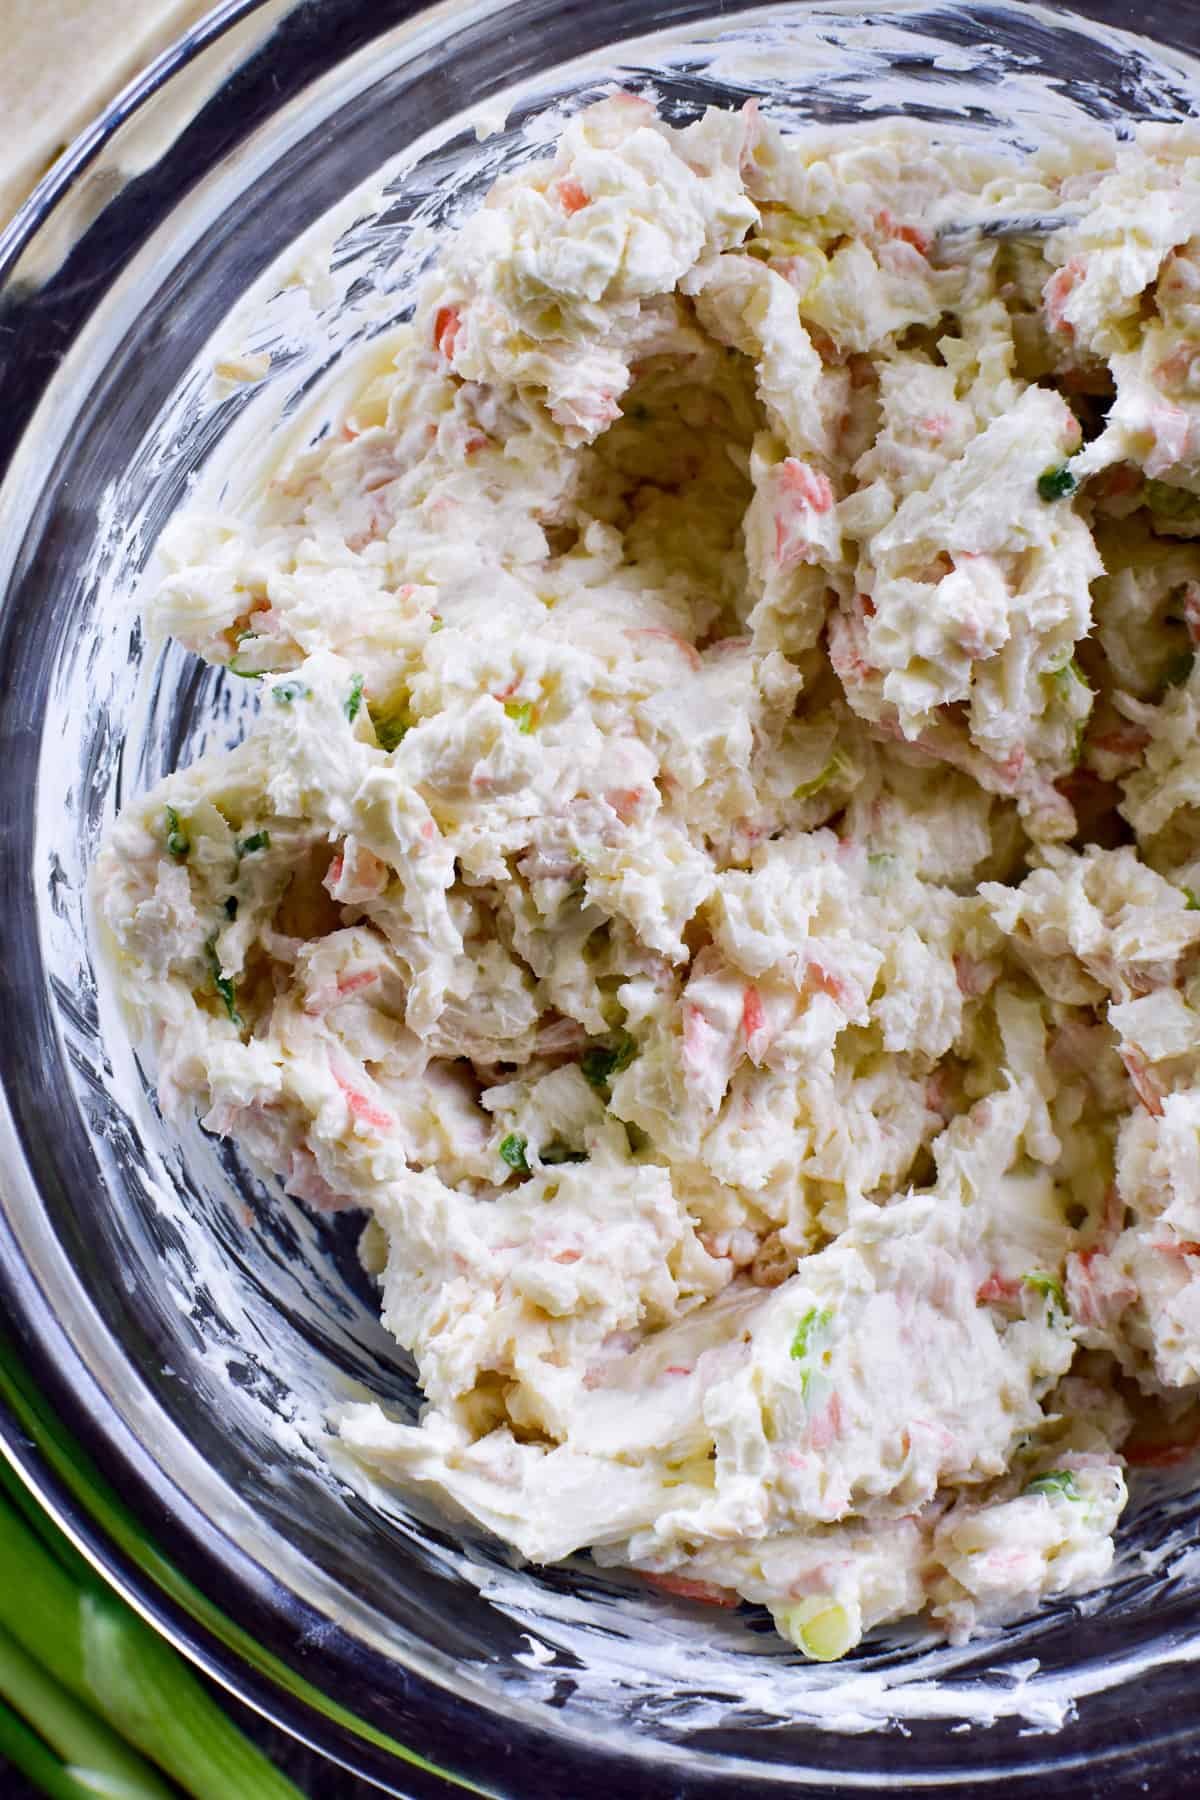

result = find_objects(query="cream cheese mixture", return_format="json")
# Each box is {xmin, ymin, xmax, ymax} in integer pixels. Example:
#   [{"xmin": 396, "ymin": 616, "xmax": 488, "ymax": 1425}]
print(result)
[{"xmin": 96, "ymin": 95, "xmax": 1200, "ymax": 1661}]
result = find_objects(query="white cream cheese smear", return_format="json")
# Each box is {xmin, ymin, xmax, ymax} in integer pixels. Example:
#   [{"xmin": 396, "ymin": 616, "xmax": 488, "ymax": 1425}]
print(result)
[{"xmin": 95, "ymin": 94, "xmax": 1200, "ymax": 1661}]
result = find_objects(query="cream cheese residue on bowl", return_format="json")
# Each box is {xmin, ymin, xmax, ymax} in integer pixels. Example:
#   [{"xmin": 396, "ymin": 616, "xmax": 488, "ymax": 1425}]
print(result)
[{"xmin": 94, "ymin": 91, "xmax": 1200, "ymax": 1664}]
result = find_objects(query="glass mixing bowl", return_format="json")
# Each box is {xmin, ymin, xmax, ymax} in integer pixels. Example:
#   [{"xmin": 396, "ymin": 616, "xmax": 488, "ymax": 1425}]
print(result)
[{"xmin": 4, "ymin": 0, "xmax": 1200, "ymax": 1793}]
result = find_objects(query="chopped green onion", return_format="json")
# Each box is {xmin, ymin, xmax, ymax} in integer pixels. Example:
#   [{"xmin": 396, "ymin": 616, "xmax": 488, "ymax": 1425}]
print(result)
[
  {"xmin": 504, "ymin": 701, "xmax": 534, "ymax": 734},
  {"xmin": 793, "ymin": 748, "xmax": 854, "ymax": 801},
  {"xmin": 1144, "ymin": 479, "xmax": 1200, "ymax": 520},
  {"xmin": 235, "ymin": 831, "xmax": 270, "ymax": 859},
  {"xmin": 1026, "ymin": 1468, "xmax": 1082, "ymax": 1501},
  {"xmin": 344, "ymin": 673, "xmax": 365, "ymax": 723},
  {"xmin": 271, "ymin": 680, "xmax": 309, "ymax": 706},
  {"xmin": 227, "ymin": 632, "xmax": 267, "ymax": 680},
  {"xmin": 1037, "ymin": 462, "xmax": 1077, "ymax": 502},
  {"xmin": 1024, "ymin": 1271, "xmax": 1068, "ymax": 1323},
  {"xmin": 580, "ymin": 1033, "xmax": 637, "ymax": 1092},
  {"xmin": 539, "ymin": 1141, "xmax": 589, "ymax": 1165},
  {"xmin": 1184, "ymin": 888, "xmax": 1200, "ymax": 912},
  {"xmin": 163, "ymin": 807, "xmax": 190, "ymax": 862},
  {"xmin": 203, "ymin": 935, "xmax": 242, "ymax": 1027},
  {"xmin": 1164, "ymin": 650, "xmax": 1194, "ymax": 688},
  {"xmin": 778, "ymin": 1598, "xmax": 859, "ymax": 1662},
  {"xmin": 369, "ymin": 706, "xmax": 410, "ymax": 752},
  {"xmin": 429, "ymin": 616, "xmax": 444, "ymax": 633},
  {"xmin": 790, "ymin": 1305, "xmax": 833, "ymax": 1362},
  {"xmin": 1053, "ymin": 657, "xmax": 1092, "ymax": 693},
  {"xmin": 499, "ymin": 1133, "xmax": 529, "ymax": 1173}
]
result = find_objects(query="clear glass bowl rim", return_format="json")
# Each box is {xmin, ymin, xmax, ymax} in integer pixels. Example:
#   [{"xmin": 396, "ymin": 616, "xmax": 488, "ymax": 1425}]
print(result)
[{"xmin": 5, "ymin": 2, "xmax": 1200, "ymax": 1796}]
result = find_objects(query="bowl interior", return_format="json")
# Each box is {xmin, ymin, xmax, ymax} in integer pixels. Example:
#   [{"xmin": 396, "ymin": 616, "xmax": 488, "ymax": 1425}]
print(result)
[{"xmin": 5, "ymin": 1, "xmax": 1200, "ymax": 1792}]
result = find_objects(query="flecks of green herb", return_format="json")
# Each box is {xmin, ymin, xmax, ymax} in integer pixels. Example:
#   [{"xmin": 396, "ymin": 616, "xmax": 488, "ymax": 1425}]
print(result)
[
  {"xmin": 203, "ymin": 934, "xmax": 242, "ymax": 1026},
  {"xmin": 580, "ymin": 1033, "xmax": 637, "ymax": 1093},
  {"xmin": 790, "ymin": 1305, "xmax": 833, "ymax": 1362},
  {"xmin": 499, "ymin": 1132, "xmax": 529, "ymax": 1173},
  {"xmin": 1054, "ymin": 657, "xmax": 1092, "ymax": 693},
  {"xmin": 236, "ymin": 830, "xmax": 270, "ymax": 858},
  {"xmin": 271, "ymin": 679, "xmax": 310, "ymax": 706},
  {"xmin": 505, "ymin": 700, "xmax": 534, "ymax": 734},
  {"xmin": 794, "ymin": 748, "xmax": 854, "ymax": 801},
  {"xmin": 164, "ymin": 805, "xmax": 190, "ymax": 861},
  {"xmin": 1048, "ymin": 660, "xmax": 1092, "ymax": 767},
  {"xmin": 1071, "ymin": 719, "xmax": 1088, "ymax": 767},
  {"xmin": 430, "ymin": 616, "xmax": 445, "ymax": 633},
  {"xmin": 369, "ymin": 704, "xmax": 409, "ymax": 752},
  {"xmin": 539, "ymin": 1141, "xmax": 589, "ymax": 1165},
  {"xmin": 1144, "ymin": 479, "xmax": 1200, "ymax": 520},
  {"xmin": 228, "ymin": 629, "xmax": 267, "ymax": 679},
  {"xmin": 344, "ymin": 672, "xmax": 365, "ymax": 722},
  {"xmin": 1026, "ymin": 1468, "xmax": 1082, "ymax": 1501},
  {"xmin": 1037, "ymin": 462, "xmax": 1077, "ymax": 503},
  {"xmin": 1025, "ymin": 1270, "xmax": 1068, "ymax": 1324},
  {"xmin": 1185, "ymin": 888, "xmax": 1200, "ymax": 912}
]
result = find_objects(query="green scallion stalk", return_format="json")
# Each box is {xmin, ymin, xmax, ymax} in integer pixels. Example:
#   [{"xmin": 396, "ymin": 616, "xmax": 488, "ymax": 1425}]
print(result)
[
  {"xmin": 0, "ymin": 1623, "xmax": 173, "ymax": 1800},
  {"xmin": 0, "ymin": 1694, "xmax": 107, "ymax": 1800},
  {"xmin": 79, "ymin": 1587, "xmax": 302, "ymax": 1800},
  {"xmin": 0, "ymin": 1486, "xmax": 303, "ymax": 1800}
]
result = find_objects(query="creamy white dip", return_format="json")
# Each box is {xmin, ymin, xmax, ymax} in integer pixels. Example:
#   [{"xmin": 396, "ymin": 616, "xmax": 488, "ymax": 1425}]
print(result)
[{"xmin": 95, "ymin": 96, "xmax": 1200, "ymax": 1660}]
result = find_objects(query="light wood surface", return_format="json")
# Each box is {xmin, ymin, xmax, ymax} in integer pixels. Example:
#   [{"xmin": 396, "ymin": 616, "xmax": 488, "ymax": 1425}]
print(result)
[{"xmin": 0, "ymin": 0, "xmax": 215, "ymax": 219}]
